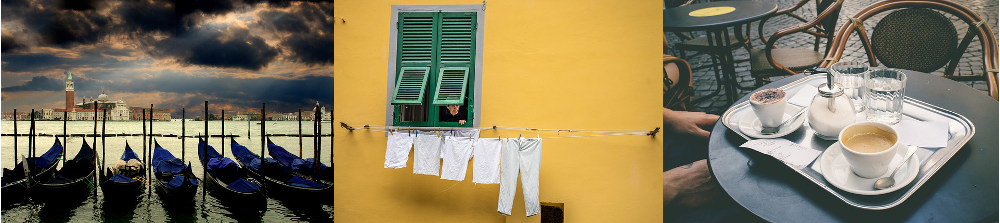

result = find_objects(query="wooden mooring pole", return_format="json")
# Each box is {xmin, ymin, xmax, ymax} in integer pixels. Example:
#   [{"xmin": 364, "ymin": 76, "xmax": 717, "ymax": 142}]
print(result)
[
  {"xmin": 261, "ymin": 103, "xmax": 265, "ymax": 160},
  {"xmin": 182, "ymin": 108, "xmax": 186, "ymax": 162},
  {"xmin": 299, "ymin": 109, "xmax": 302, "ymax": 157},
  {"xmin": 12, "ymin": 109, "xmax": 16, "ymax": 165},
  {"xmin": 221, "ymin": 109, "xmax": 225, "ymax": 156},
  {"xmin": 63, "ymin": 111, "xmax": 67, "ymax": 164}
]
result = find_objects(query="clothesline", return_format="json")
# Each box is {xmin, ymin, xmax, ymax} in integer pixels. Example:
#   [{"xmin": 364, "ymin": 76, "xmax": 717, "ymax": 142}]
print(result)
[
  {"xmin": 340, "ymin": 122, "xmax": 660, "ymax": 136},
  {"xmin": 352, "ymin": 126, "xmax": 654, "ymax": 139}
]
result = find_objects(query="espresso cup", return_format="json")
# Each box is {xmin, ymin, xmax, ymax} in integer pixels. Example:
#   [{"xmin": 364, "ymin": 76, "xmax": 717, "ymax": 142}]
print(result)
[
  {"xmin": 749, "ymin": 88, "xmax": 788, "ymax": 128},
  {"xmin": 838, "ymin": 121, "xmax": 899, "ymax": 179}
]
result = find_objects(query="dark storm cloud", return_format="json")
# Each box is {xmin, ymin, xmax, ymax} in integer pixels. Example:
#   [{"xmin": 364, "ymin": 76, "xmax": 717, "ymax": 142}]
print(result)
[
  {"xmin": 150, "ymin": 27, "xmax": 280, "ymax": 70},
  {"xmin": 2, "ymin": 76, "xmax": 65, "ymax": 91},
  {"xmin": 59, "ymin": 0, "xmax": 101, "ymax": 11},
  {"xmin": 1, "ymin": 33, "xmax": 28, "ymax": 53},
  {"xmin": 258, "ymin": 10, "xmax": 309, "ymax": 33},
  {"xmin": 1, "ymin": 51, "xmax": 139, "ymax": 72},
  {"xmin": 19, "ymin": 8, "xmax": 112, "ymax": 47},
  {"xmin": 117, "ymin": 0, "xmax": 177, "ymax": 34},
  {"xmin": 109, "ymin": 73, "xmax": 333, "ymax": 115},
  {"xmin": 284, "ymin": 33, "xmax": 333, "ymax": 65},
  {"xmin": 256, "ymin": 2, "xmax": 334, "ymax": 65}
]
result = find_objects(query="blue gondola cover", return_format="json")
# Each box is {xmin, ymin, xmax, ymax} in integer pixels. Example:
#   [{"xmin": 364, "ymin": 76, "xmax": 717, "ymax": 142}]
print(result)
[
  {"xmin": 230, "ymin": 141, "xmax": 262, "ymax": 172},
  {"xmin": 17, "ymin": 142, "xmax": 64, "ymax": 170},
  {"xmin": 153, "ymin": 146, "xmax": 185, "ymax": 175},
  {"xmin": 166, "ymin": 175, "xmax": 196, "ymax": 190},
  {"xmin": 207, "ymin": 157, "xmax": 239, "ymax": 177},
  {"xmin": 109, "ymin": 174, "xmax": 135, "ymax": 183},
  {"xmin": 121, "ymin": 146, "xmax": 140, "ymax": 161},
  {"xmin": 226, "ymin": 178, "xmax": 260, "ymax": 193},
  {"xmin": 286, "ymin": 175, "xmax": 326, "ymax": 188}
]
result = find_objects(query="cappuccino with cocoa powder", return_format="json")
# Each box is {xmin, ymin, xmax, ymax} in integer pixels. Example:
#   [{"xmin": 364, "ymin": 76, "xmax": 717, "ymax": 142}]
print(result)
[
  {"xmin": 748, "ymin": 88, "xmax": 789, "ymax": 128},
  {"xmin": 750, "ymin": 88, "xmax": 786, "ymax": 104}
]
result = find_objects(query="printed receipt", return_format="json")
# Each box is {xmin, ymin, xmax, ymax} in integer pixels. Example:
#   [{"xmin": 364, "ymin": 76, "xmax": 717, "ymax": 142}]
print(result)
[{"xmin": 740, "ymin": 138, "xmax": 822, "ymax": 169}]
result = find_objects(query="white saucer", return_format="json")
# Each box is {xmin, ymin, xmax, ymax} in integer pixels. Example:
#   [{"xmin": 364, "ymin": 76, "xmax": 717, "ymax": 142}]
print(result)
[
  {"xmin": 738, "ymin": 105, "xmax": 806, "ymax": 139},
  {"xmin": 819, "ymin": 143, "xmax": 919, "ymax": 195}
]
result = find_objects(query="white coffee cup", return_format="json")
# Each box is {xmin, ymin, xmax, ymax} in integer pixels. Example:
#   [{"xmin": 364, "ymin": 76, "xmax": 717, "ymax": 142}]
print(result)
[
  {"xmin": 838, "ymin": 121, "xmax": 899, "ymax": 179},
  {"xmin": 749, "ymin": 88, "xmax": 788, "ymax": 128}
]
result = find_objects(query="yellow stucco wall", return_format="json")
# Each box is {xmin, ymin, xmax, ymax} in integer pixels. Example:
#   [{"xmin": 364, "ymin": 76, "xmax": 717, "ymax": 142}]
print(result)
[{"xmin": 333, "ymin": 0, "xmax": 662, "ymax": 222}]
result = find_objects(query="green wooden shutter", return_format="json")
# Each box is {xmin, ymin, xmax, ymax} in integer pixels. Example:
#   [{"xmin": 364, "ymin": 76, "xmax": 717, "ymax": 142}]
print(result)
[
  {"xmin": 432, "ymin": 12, "xmax": 475, "ymax": 106},
  {"xmin": 398, "ymin": 12, "xmax": 435, "ymax": 66},
  {"xmin": 437, "ymin": 13, "xmax": 475, "ymax": 65},
  {"xmin": 432, "ymin": 67, "xmax": 469, "ymax": 105},
  {"xmin": 391, "ymin": 67, "xmax": 430, "ymax": 105}
]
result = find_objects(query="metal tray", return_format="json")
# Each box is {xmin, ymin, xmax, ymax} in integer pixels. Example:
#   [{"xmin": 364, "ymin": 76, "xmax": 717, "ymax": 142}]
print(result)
[{"xmin": 721, "ymin": 74, "xmax": 976, "ymax": 210}]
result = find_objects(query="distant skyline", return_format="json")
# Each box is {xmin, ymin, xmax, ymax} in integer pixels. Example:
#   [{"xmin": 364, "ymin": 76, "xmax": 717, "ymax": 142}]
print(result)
[{"xmin": 1, "ymin": 0, "xmax": 334, "ymax": 117}]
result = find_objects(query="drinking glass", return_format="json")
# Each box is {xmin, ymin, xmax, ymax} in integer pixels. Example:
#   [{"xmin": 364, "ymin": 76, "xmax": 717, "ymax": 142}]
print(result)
[
  {"xmin": 864, "ymin": 69, "xmax": 906, "ymax": 125},
  {"xmin": 831, "ymin": 61, "xmax": 868, "ymax": 112}
]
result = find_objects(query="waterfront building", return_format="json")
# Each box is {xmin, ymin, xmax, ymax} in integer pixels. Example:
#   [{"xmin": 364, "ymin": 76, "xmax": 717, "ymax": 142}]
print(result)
[{"xmin": 79, "ymin": 91, "xmax": 131, "ymax": 120}]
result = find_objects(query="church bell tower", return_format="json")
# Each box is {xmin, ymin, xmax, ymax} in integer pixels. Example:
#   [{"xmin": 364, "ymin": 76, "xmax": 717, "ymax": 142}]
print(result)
[{"xmin": 65, "ymin": 70, "xmax": 74, "ymax": 111}]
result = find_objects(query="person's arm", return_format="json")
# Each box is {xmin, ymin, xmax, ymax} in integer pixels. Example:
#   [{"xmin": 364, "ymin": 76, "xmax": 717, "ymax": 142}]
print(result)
[
  {"xmin": 663, "ymin": 108, "xmax": 718, "ymax": 139},
  {"xmin": 664, "ymin": 159, "xmax": 721, "ymax": 207}
]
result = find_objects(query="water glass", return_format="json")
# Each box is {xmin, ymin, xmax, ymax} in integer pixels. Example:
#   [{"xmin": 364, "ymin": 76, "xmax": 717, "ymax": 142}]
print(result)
[
  {"xmin": 831, "ymin": 61, "xmax": 868, "ymax": 112},
  {"xmin": 864, "ymin": 69, "xmax": 906, "ymax": 125}
]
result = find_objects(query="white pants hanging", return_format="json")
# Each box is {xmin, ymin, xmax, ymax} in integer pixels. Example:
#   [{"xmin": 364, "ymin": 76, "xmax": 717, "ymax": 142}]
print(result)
[
  {"xmin": 472, "ymin": 138, "xmax": 503, "ymax": 184},
  {"xmin": 441, "ymin": 136, "xmax": 475, "ymax": 181},
  {"xmin": 497, "ymin": 138, "xmax": 542, "ymax": 217},
  {"xmin": 384, "ymin": 133, "xmax": 414, "ymax": 169},
  {"xmin": 413, "ymin": 133, "xmax": 443, "ymax": 176}
]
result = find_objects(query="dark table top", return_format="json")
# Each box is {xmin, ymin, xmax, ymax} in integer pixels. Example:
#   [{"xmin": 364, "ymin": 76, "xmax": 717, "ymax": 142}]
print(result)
[
  {"xmin": 664, "ymin": 1, "xmax": 778, "ymax": 31},
  {"xmin": 708, "ymin": 70, "xmax": 999, "ymax": 222}
]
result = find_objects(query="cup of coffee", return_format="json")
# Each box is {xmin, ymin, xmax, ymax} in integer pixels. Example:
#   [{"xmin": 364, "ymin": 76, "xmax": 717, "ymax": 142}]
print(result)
[
  {"xmin": 838, "ymin": 121, "xmax": 899, "ymax": 178},
  {"xmin": 749, "ymin": 88, "xmax": 788, "ymax": 128}
]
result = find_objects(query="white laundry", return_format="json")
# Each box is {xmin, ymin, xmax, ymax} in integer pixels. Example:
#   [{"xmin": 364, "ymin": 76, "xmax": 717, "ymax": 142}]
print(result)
[
  {"xmin": 497, "ymin": 138, "xmax": 542, "ymax": 217},
  {"xmin": 441, "ymin": 136, "xmax": 476, "ymax": 181},
  {"xmin": 472, "ymin": 138, "xmax": 503, "ymax": 184},
  {"xmin": 413, "ymin": 133, "xmax": 443, "ymax": 176},
  {"xmin": 384, "ymin": 133, "xmax": 414, "ymax": 169},
  {"xmin": 441, "ymin": 130, "xmax": 480, "ymax": 158}
]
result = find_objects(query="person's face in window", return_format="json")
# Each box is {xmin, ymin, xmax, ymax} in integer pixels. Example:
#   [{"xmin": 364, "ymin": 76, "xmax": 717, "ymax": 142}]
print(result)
[{"xmin": 447, "ymin": 105, "xmax": 461, "ymax": 115}]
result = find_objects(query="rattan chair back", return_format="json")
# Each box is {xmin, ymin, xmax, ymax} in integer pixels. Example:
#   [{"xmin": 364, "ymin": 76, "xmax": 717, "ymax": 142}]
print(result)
[
  {"xmin": 821, "ymin": 0, "xmax": 999, "ymax": 100},
  {"xmin": 871, "ymin": 9, "xmax": 958, "ymax": 73}
]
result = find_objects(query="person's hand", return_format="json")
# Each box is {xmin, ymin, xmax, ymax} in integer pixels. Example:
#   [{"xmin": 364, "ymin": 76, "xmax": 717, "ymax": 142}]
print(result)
[
  {"xmin": 663, "ymin": 108, "xmax": 719, "ymax": 139},
  {"xmin": 664, "ymin": 159, "xmax": 723, "ymax": 207},
  {"xmin": 459, "ymin": 120, "xmax": 466, "ymax": 125}
]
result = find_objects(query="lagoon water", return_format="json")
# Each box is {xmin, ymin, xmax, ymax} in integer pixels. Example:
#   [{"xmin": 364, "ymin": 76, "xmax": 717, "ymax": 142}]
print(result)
[{"xmin": 1, "ymin": 120, "xmax": 334, "ymax": 222}]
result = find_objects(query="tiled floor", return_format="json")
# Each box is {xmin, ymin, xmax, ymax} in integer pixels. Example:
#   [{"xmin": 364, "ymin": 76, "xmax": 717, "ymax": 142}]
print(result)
[{"xmin": 666, "ymin": 0, "xmax": 998, "ymax": 115}]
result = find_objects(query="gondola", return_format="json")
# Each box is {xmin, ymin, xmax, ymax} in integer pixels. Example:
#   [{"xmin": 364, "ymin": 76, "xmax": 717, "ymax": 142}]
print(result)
[
  {"xmin": 267, "ymin": 138, "xmax": 333, "ymax": 183},
  {"xmin": 197, "ymin": 138, "xmax": 265, "ymax": 204},
  {"xmin": 33, "ymin": 138, "xmax": 97, "ymax": 204},
  {"xmin": 151, "ymin": 139, "xmax": 198, "ymax": 203},
  {"xmin": 231, "ymin": 138, "xmax": 331, "ymax": 200},
  {"xmin": 2, "ymin": 138, "xmax": 63, "ymax": 204},
  {"xmin": 100, "ymin": 141, "xmax": 145, "ymax": 202}
]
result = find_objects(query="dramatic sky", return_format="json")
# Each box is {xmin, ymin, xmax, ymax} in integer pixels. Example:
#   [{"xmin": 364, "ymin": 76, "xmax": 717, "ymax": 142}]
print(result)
[{"xmin": 1, "ymin": 0, "xmax": 334, "ymax": 117}]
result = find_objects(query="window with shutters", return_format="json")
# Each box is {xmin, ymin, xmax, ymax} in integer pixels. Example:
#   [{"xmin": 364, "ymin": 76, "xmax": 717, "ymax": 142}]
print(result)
[{"xmin": 388, "ymin": 10, "xmax": 479, "ymax": 127}]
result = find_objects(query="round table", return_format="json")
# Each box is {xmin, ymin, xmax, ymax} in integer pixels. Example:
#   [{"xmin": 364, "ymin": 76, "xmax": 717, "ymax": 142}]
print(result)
[
  {"xmin": 664, "ymin": 1, "xmax": 778, "ymax": 104},
  {"xmin": 708, "ymin": 70, "xmax": 999, "ymax": 222}
]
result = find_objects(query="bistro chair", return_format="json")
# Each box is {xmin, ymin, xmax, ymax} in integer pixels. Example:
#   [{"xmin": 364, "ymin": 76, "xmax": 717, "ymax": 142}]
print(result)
[
  {"xmin": 665, "ymin": 55, "xmax": 694, "ymax": 111},
  {"xmin": 749, "ymin": 0, "xmax": 843, "ymax": 87},
  {"xmin": 665, "ymin": 36, "xmax": 694, "ymax": 111},
  {"xmin": 819, "ymin": 0, "xmax": 999, "ymax": 100}
]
